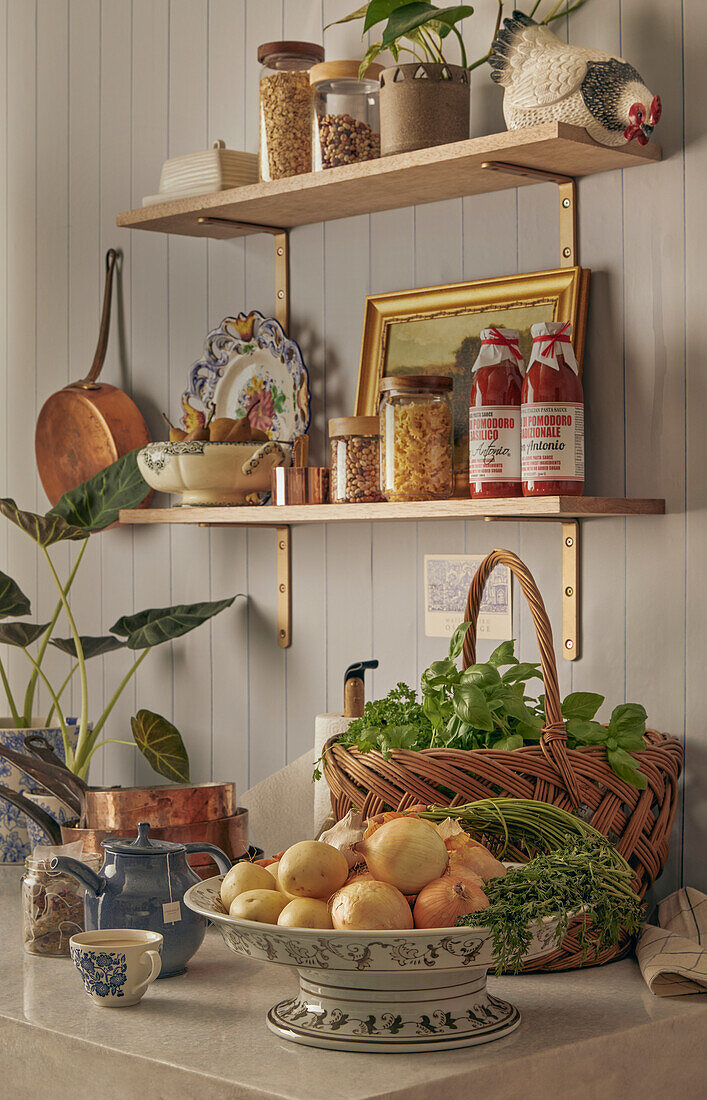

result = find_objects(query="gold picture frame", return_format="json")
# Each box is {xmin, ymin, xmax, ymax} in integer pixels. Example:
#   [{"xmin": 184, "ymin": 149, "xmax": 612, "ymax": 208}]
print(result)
[{"xmin": 355, "ymin": 266, "xmax": 590, "ymax": 470}]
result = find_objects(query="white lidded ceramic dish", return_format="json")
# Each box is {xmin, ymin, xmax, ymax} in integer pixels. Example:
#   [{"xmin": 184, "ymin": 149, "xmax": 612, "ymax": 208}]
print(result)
[
  {"xmin": 185, "ymin": 875, "xmax": 560, "ymax": 1053},
  {"xmin": 137, "ymin": 439, "xmax": 291, "ymax": 506}
]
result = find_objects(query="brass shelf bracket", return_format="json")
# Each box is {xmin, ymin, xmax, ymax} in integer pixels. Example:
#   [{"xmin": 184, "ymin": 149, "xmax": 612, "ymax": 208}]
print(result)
[
  {"xmin": 197, "ymin": 217, "xmax": 290, "ymax": 330},
  {"xmin": 276, "ymin": 526, "xmax": 292, "ymax": 648},
  {"xmin": 561, "ymin": 520, "xmax": 579, "ymax": 660},
  {"xmin": 480, "ymin": 162, "xmax": 577, "ymax": 268}
]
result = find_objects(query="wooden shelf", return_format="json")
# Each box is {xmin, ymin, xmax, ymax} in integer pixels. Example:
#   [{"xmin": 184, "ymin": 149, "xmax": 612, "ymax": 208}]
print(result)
[
  {"xmin": 119, "ymin": 497, "xmax": 665, "ymax": 527},
  {"xmin": 116, "ymin": 123, "xmax": 660, "ymax": 239}
]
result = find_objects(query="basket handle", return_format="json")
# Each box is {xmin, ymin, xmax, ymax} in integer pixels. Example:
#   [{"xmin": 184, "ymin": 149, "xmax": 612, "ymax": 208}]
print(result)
[{"xmin": 462, "ymin": 548, "xmax": 584, "ymax": 809}]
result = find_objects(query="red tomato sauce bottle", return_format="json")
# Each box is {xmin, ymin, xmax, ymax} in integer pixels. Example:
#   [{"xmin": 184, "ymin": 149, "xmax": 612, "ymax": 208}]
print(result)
[
  {"xmin": 521, "ymin": 321, "xmax": 584, "ymax": 496},
  {"xmin": 469, "ymin": 327, "xmax": 524, "ymax": 498}
]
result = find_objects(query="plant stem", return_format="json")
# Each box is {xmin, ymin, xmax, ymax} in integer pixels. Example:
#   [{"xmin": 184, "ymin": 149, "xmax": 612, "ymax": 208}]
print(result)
[
  {"xmin": 544, "ymin": 0, "xmax": 588, "ymax": 22},
  {"xmin": 0, "ymin": 656, "xmax": 20, "ymax": 724},
  {"xmin": 419, "ymin": 28, "xmax": 445, "ymax": 64},
  {"xmin": 451, "ymin": 26, "xmax": 468, "ymax": 70},
  {"xmin": 80, "ymin": 738, "xmax": 137, "ymax": 771},
  {"xmin": 73, "ymin": 649, "xmax": 150, "ymax": 777},
  {"xmin": 23, "ymin": 539, "xmax": 87, "ymax": 724},
  {"xmin": 20, "ymin": 648, "xmax": 72, "ymax": 765},
  {"xmin": 529, "ymin": 0, "xmax": 541, "ymax": 15},
  {"xmin": 466, "ymin": 0, "xmax": 503, "ymax": 72},
  {"xmin": 44, "ymin": 663, "xmax": 78, "ymax": 726},
  {"xmin": 41, "ymin": 545, "xmax": 88, "ymax": 767}
]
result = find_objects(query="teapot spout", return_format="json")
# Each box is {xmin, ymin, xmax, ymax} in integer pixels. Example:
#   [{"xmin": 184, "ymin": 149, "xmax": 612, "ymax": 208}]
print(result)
[{"xmin": 51, "ymin": 855, "xmax": 103, "ymax": 897}]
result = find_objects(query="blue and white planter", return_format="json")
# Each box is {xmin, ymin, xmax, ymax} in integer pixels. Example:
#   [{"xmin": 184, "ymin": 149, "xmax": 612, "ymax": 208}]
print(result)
[
  {"xmin": 0, "ymin": 719, "xmax": 79, "ymax": 862},
  {"xmin": 23, "ymin": 791, "xmax": 77, "ymax": 850}
]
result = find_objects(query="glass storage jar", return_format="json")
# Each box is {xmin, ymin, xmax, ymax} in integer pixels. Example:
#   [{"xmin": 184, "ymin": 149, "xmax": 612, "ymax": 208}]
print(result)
[
  {"xmin": 329, "ymin": 416, "xmax": 383, "ymax": 503},
  {"xmin": 379, "ymin": 376, "xmax": 454, "ymax": 502},
  {"xmin": 311, "ymin": 61, "xmax": 382, "ymax": 170},
  {"xmin": 258, "ymin": 40, "xmax": 324, "ymax": 181},
  {"xmin": 22, "ymin": 853, "xmax": 101, "ymax": 957}
]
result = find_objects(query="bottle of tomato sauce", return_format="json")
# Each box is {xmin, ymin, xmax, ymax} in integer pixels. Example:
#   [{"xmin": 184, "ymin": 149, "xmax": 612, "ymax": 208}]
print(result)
[
  {"xmin": 521, "ymin": 321, "xmax": 584, "ymax": 496},
  {"xmin": 469, "ymin": 327, "xmax": 524, "ymax": 498}
]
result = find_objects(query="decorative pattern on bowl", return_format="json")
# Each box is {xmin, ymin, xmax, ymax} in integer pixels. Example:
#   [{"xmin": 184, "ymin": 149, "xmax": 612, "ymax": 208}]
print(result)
[
  {"xmin": 179, "ymin": 311, "xmax": 310, "ymax": 443},
  {"xmin": 24, "ymin": 792, "xmax": 76, "ymax": 850},
  {"xmin": 70, "ymin": 948, "xmax": 128, "ymax": 999},
  {"xmin": 184, "ymin": 875, "xmax": 560, "ymax": 1053},
  {"xmin": 137, "ymin": 439, "xmax": 291, "ymax": 506}
]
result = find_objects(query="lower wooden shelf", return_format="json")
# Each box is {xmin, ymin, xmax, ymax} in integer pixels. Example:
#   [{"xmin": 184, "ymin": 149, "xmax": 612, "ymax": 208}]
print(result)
[{"xmin": 118, "ymin": 496, "xmax": 664, "ymax": 527}]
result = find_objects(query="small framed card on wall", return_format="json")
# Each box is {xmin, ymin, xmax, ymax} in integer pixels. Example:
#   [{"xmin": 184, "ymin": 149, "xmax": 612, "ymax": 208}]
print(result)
[{"xmin": 424, "ymin": 555, "xmax": 512, "ymax": 640}]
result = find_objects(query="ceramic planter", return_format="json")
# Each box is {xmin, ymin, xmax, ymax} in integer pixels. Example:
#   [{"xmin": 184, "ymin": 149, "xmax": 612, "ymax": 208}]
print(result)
[
  {"xmin": 0, "ymin": 719, "xmax": 79, "ymax": 861},
  {"xmin": 379, "ymin": 63, "xmax": 470, "ymax": 156},
  {"xmin": 24, "ymin": 791, "xmax": 76, "ymax": 850}
]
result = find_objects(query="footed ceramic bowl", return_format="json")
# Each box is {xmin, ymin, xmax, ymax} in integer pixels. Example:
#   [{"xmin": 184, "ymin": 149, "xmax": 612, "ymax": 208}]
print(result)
[
  {"xmin": 184, "ymin": 875, "xmax": 560, "ymax": 1053},
  {"xmin": 137, "ymin": 440, "xmax": 291, "ymax": 506}
]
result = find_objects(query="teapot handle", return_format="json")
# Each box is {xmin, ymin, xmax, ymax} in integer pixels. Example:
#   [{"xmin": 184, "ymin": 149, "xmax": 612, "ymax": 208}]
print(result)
[{"xmin": 183, "ymin": 842, "xmax": 231, "ymax": 875}]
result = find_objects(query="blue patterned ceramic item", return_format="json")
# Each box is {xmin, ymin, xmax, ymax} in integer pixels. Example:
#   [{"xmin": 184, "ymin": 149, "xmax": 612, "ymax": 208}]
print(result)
[
  {"xmin": 24, "ymin": 791, "xmax": 76, "ymax": 850},
  {"xmin": 70, "ymin": 928, "xmax": 163, "ymax": 1007},
  {"xmin": 0, "ymin": 719, "xmax": 79, "ymax": 862},
  {"xmin": 53, "ymin": 821, "xmax": 231, "ymax": 976},
  {"xmin": 179, "ymin": 311, "xmax": 310, "ymax": 442}
]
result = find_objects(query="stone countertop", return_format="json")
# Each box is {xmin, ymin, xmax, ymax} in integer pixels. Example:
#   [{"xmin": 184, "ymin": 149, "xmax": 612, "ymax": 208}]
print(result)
[{"xmin": 0, "ymin": 868, "xmax": 704, "ymax": 1100}]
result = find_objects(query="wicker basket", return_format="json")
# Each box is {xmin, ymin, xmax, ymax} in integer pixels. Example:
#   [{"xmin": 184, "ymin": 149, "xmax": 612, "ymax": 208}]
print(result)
[{"xmin": 323, "ymin": 548, "xmax": 683, "ymax": 971}]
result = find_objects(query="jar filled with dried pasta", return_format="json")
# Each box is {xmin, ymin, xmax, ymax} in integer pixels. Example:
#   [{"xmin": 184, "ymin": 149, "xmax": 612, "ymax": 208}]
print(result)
[
  {"xmin": 329, "ymin": 416, "xmax": 383, "ymax": 503},
  {"xmin": 379, "ymin": 376, "xmax": 454, "ymax": 502},
  {"xmin": 258, "ymin": 40, "xmax": 324, "ymax": 181},
  {"xmin": 22, "ymin": 853, "xmax": 101, "ymax": 957}
]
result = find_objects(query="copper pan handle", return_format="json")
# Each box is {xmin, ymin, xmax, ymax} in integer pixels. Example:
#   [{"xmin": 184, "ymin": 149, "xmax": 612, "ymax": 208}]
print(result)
[{"xmin": 79, "ymin": 249, "xmax": 120, "ymax": 388}]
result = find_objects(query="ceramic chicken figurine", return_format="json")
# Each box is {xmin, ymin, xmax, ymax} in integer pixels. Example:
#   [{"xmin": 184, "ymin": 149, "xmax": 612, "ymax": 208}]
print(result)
[{"xmin": 489, "ymin": 11, "xmax": 661, "ymax": 147}]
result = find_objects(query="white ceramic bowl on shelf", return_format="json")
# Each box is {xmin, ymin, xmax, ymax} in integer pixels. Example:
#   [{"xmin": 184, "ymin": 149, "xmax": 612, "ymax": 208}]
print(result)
[
  {"xmin": 184, "ymin": 875, "xmax": 560, "ymax": 1053},
  {"xmin": 137, "ymin": 439, "xmax": 291, "ymax": 506}
]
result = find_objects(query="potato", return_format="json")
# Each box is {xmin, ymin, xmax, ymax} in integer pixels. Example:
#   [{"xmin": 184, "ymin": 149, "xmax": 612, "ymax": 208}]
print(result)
[
  {"xmin": 229, "ymin": 889, "xmax": 288, "ymax": 924},
  {"xmin": 277, "ymin": 898, "xmax": 333, "ymax": 929},
  {"xmin": 220, "ymin": 862, "xmax": 276, "ymax": 910},
  {"xmin": 278, "ymin": 841, "xmax": 349, "ymax": 900},
  {"xmin": 264, "ymin": 861, "xmax": 297, "ymax": 901}
]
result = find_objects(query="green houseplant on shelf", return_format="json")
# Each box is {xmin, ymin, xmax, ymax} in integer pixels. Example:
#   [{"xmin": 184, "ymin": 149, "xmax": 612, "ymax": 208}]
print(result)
[
  {"xmin": 328, "ymin": 1, "xmax": 591, "ymax": 155},
  {"xmin": 0, "ymin": 450, "xmax": 238, "ymax": 859}
]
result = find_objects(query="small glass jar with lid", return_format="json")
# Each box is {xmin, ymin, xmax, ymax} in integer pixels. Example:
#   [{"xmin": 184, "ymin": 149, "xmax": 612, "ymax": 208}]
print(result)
[
  {"xmin": 258, "ymin": 40, "xmax": 325, "ymax": 181},
  {"xmin": 22, "ymin": 853, "xmax": 101, "ymax": 957},
  {"xmin": 379, "ymin": 376, "xmax": 454, "ymax": 502},
  {"xmin": 329, "ymin": 416, "xmax": 383, "ymax": 503},
  {"xmin": 310, "ymin": 61, "xmax": 382, "ymax": 170}
]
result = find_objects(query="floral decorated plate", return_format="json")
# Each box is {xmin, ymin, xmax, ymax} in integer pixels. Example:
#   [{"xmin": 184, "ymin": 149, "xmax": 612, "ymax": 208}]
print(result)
[
  {"xmin": 179, "ymin": 311, "xmax": 310, "ymax": 442},
  {"xmin": 185, "ymin": 875, "xmax": 560, "ymax": 1054}
]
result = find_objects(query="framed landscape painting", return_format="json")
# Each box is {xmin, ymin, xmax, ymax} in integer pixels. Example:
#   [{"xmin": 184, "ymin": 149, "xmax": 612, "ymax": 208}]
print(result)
[{"xmin": 355, "ymin": 267, "xmax": 590, "ymax": 471}]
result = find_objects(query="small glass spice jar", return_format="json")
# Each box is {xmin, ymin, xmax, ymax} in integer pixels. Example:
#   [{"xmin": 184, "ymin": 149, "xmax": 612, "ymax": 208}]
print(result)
[
  {"xmin": 311, "ymin": 61, "xmax": 382, "ymax": 170},
  {"xmin": 379, "ymin": 376, "xmax": 454, "ymax": 502},
  {"xmin": 22, "ymin": 853, "xmax": 101, "ymax": 957},
  {"xmin": 258, "ymin": 40, "xmax": 325, "ymax": 181},
  {"xmin": 329, "ymin": 416, "xmax": 383, "ymax": 503}
]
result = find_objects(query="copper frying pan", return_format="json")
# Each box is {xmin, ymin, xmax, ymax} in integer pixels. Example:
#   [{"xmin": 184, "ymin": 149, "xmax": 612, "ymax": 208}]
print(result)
[{"xmin": 35, "ymin": 249, "xmax": 152, "ymax": 505}]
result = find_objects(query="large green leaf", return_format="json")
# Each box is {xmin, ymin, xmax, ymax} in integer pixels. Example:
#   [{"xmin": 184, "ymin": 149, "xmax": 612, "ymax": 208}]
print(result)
[
  {"xmin": 324, "ymin": 3, "xmax": 369, "ymax": 30},
  {"xmin": 448, "ymin": 620, "xmax": 471, "ymax": 659},
  {"xmin": 382, "ymin": 2, "xmax": 436, "ymax": 47},
  {"xmin": 607, "ymin": 747, "xmax": 648, "ymax": 790},
  {"xmin": 49, "ymin": 448, "xmax": 150, "ymax": 532},
  {"xmin": 131, "ymin": 709, "xmax": 190, "ymax": 783},
  {"xmin": 488, "ymin": 639, "xmax": 517, "ymax": 668},
  {"xmin": 561, "ymin": 691, "xmax": 604, "ymax": 721},
  {"xmin": 50, "ymin": 635, "xmax": 126, "ymax": 659},
  {"xmin": 452, "ymin": 681, "xmax": 494, "ymax": 730},
  {"xmin": 0, "ymin": 571, "xmax": 31, "ymax": 619},
  {"xmin": 111, "ymin": 595, "xmax": 238, "ymax": 649},
  {"xmin": 0, "ymin": 621, "xmax": 51, "ymax": 647},
  {"xmin": 0, "ymin": 498, "xmax": 88, "ymax": 547},
  {"xmin": 364, "ymin": 0, "xmax": 412, "ymax": 32}
]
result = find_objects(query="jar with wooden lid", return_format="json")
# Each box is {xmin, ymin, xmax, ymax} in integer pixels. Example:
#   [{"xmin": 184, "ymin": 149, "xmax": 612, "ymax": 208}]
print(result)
[
  {"xmin": 258, "ymin": 41, "xmax": 324, "ymax": 181},
  {"xmin": 379, "ymin": 376, "xmax": 454, "ymax": 502},
  {"xmin": 311, "ymin": 61, "xmax": 382, "ymax": 170},
  {"xmin": 329, "ymin": 416, "xmax": 383, "ymax": 503},
  {"xmin": 22, "ymin": 853, "xmax": 101, "ymax": 957}
]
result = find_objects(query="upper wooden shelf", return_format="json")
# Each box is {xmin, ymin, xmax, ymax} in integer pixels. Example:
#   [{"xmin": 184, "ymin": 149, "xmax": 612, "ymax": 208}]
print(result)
[
  {"xmin": 119, "ymin": 497, "xmax": 665, "ymax": 527},
  {"xmin": 116, "ymin": 123, "xmax": 660, "ymax": 239}
]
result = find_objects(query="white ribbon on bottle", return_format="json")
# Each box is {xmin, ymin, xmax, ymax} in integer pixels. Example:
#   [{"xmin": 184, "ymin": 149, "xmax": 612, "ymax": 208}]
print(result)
[
  {"xmin": 471, "ymin": 327, "xmax": 525, "ymax": 374},
  {"xmin": 527, "ymin": 321, "xmax": 579, "ymax": 374}
]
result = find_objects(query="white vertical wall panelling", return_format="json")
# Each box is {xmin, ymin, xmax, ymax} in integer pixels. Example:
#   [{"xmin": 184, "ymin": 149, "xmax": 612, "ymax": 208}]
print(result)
[
  {"xmin": 683, "ymin": 0, "xmax": 707, "ymax": 890},
  {"xmin": 130, "ymin": 0, "xmax": 173, "ymax": 787},
  {"xmin": 207, "ymin": 0, "xmax": 250, "ymax": 795},
  {"xmin": 622, "ymin": 0, "xmax": 686, "ymax": 895}
]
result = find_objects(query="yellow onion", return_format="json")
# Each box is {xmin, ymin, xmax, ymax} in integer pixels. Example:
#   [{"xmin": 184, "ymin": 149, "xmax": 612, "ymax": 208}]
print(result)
[
  {"xmin": 329, "ymin": 880, "xmax": 413, "ymax": 931},
  {"xmin": 355, "ymin": 816, "xmax": 448, "ymax": 894},
  {"xmin": 447, "ymin": 844, "xmax": 506, "ymax": 883},
  {"xmin": 413, "ymin": 876, "xmax": 489, "ymax": 929}
]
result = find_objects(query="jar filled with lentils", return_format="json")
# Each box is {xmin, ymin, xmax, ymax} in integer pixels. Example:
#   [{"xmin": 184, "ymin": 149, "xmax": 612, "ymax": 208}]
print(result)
[
  {"xmin": 258, "ymin": 41, "xmax": 324, "ymax": 181},
  {"xmin": 311, "ymin": 61, "xmax": 381, "ymax": 170},
  {"xmin": 379, "ymin": 376, "xmax": 454, "ymax": 502},
  {"xmin": 329, "ymin": 416, "xmax": 383, "ymax": 503}
]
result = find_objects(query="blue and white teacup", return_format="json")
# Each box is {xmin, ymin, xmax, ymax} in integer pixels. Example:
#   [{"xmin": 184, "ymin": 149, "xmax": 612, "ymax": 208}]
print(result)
[{"xmin": 69, "ymin": 929, "xmax": 162, "ymax": 1008}]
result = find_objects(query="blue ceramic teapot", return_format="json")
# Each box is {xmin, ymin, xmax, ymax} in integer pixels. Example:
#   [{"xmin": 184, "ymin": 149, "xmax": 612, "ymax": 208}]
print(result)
[{"xmin": 53, "ymin": 821, "xmax": 231, "ymax": 976}]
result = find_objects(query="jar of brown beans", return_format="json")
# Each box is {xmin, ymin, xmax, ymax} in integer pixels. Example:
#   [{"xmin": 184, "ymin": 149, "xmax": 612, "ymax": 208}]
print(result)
[
  {"xmin": 311, "ymin": 61, "xmax": 382, "ymax": 171},
  {"xmin": 329, "ymin": 417, "xmax": 383, "ymax": 503}
]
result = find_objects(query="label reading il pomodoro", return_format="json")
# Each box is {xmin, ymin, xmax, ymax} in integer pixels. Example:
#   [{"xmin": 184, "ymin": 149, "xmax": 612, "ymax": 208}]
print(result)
[
  {"xmin": 521, "ymin": 403, "xmax": 584, "ymax": 481},
  {"xmin": 469, "ymin": 407, "xmax": 520, "ymax": 483}
]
